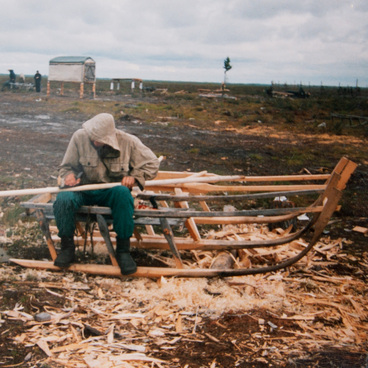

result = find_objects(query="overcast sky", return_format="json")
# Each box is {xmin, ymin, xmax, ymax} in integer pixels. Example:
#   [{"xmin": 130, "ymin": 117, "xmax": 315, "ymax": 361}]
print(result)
[{"xmin": 0, "ymin": 0, "xmax": 367, "ymax": 86}]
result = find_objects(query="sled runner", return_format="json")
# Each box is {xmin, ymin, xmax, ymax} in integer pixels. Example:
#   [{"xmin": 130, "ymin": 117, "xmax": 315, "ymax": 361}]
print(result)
[{"xmin": 12, "ymin": 157, "xmax": 357, "ymax": 278}]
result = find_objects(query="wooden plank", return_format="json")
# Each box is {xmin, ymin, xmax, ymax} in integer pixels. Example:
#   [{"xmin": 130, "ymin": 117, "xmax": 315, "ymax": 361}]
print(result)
[
  {"xmin": 136, "ymin": 189, "xmax": 324, "ymax": 202},
  {"xmin": 216, "ymin": 174, "xmax": 330, "ymax": 182},
  {"xmin": 151, "ymin": 183, "xmax": 327, "ymax": 194},
  {"xmin": 22, "ymin": 192, "xmax": 52, "ymax": 216},
  {"xmin": 329, "ymin": 156, "xmax": 350, "ymax": 177},
  {"xmin": 199, "ymin": 200, "xmax": 211, "ymax": 212},
  {"xmin": 325, "ymin": 157, "xmax": 357, "ymax": 191},
  {"xmin": 155, "ymin": 171, "xmax": 330, "ymax": 182},
  {"xmin": 310, "ymin": 187, "xmax": 343, "ymax": 245},
  {"xmin": 22, "ymin": 202, "xmax": 324, "ymax": 219},
  {"xmin": 174, "ymin": 188, "xmax": 201, "ymax": 241},
  {"xmin": 307, "ymin": 158, "xmax": 357, "ymax": 233},
  {"xmin": 7, "ymin": 245, "xmax": 314, "ymax": 277},
  {"xmin": 193, "ymin": 213, "xmax": 306, "ymax": 225},
  {"xmin": 9, "ymin": 258, "xmax": 217, "ymax": 277},
  {"xmin": 22, "ymin": 189, "xmax": 324, "ymax": 211},
  {"xmin": 128, "ymin": 228, "xmax": 307, "ymax": 251},
  {"xmin": 134, "ymin": 206, "xmax": 325, "ymax": 218},
  {"xmin": 353, "ymin": 226, "xmax": 368, "ymax": 235},
  {"xmin": 336, "ymin": 160, "xmax": 358, "ymax": 191},
  {"xmin": 51, "ymin": 225, "xmax": 306, "ymax": 251}
]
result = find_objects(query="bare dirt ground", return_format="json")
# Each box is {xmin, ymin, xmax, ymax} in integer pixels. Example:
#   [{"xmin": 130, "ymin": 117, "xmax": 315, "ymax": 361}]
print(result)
[{"xmin": 0, "ymin": 89, "xmax": 367, "ymax": 367}]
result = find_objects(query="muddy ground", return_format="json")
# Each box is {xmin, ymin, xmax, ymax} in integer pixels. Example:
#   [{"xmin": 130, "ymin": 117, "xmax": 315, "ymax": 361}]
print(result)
[{"xmin": 0, "ymin": 88, "xmax": 367, "ymax": 367}]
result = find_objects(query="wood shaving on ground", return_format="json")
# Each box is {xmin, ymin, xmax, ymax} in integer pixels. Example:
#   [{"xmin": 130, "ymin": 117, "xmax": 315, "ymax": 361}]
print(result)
[{"xmin": 0, "ymin": 223, "xmax": 367, "ymax": 367}]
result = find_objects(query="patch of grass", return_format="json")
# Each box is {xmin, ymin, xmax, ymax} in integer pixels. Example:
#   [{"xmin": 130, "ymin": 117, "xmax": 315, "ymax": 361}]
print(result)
[
  {"xmin": 188, "ymin": 148, "xmax": 200, "ymax": 155},
  {"xmin": 284, "ymin": 149, "xmax": 319, "ymax": 167},
  {"xmin": 247, "ymin": 153, "xmax": 264, "ymax": 161},
  {"xmin": 3, "ymin": 205, "xmax": 24, "ymax": 226},
  {"xmin": 62, "ymin": 106, "xmax": 81, "ymax": 113}
]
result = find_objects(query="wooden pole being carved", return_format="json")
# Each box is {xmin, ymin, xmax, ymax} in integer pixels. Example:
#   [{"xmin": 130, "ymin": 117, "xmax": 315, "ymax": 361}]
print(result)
[{"xmin": 0, "ymin": 175, "xmax": 245, "ymax": 198}]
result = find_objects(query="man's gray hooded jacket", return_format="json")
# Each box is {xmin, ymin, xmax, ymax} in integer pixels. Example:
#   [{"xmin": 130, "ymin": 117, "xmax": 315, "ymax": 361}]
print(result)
[{"xmin": 59, "ymin": 113, "xmax": 159, "ymax": 187}]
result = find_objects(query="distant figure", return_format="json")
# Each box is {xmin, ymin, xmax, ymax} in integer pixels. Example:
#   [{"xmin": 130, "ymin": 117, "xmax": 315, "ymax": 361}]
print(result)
[
  {"xmin": 34, "ymin": 70, "xmax": 42, "ymax": 92},
  {"xmin": 1, "ymin": 69, "xmax": 16, "ymax": 90},
  {"xmin": 19, "ymin": 73, "xmax": 25, "ymax": 83},
  {"xmin": 9, "ymin": 69, "xmax": 16, "ymax": 83}
]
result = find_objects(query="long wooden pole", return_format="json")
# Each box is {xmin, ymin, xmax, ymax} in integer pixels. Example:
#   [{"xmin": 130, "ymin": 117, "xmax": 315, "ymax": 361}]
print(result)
[{"xmin": 0, "ymin": 175, "xmax": 244, "ymax": 198}]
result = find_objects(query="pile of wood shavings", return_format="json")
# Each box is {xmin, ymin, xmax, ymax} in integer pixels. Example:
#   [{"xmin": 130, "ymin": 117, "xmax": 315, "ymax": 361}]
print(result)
[
  {"xmin": 0, "ymin": 223, "xmax": 367, "ymax": 367},
  {"xmin": 192, "ymin": 223, "xmax": 336, "ymax": 269}
]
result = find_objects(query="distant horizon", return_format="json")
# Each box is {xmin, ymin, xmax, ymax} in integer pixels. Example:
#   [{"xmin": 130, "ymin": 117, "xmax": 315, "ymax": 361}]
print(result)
[{"xmin": 0, "ymin": 73, "xmax": 364, "ymax": 89}]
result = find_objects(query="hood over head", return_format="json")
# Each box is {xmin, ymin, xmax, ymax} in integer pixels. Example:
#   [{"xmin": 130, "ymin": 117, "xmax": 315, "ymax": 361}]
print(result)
[{"xmin": 82, "ymin": 113, "xmax": 120, "ymax": 151}]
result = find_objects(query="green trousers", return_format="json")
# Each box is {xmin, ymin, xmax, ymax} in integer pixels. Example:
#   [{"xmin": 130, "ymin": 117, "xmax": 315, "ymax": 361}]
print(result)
[{"xmin": 53, "ymin": 187, "xmax": 134, "ymax": 239}]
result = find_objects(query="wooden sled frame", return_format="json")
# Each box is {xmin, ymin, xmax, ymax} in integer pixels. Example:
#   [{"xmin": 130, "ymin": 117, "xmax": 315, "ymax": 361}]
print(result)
[{"xmin": 13, "ymin": 157, "xmax": 357, "ymax": 278}]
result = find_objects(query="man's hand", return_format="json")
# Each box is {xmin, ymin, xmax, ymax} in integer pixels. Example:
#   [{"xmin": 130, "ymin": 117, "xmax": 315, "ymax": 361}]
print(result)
[
  {"xmin": 121, "ymin": 176, "xmax": 136, "ymax": 190},
  {"xmin": 63, "ymin": 173, "xmax": 81, "ymax": 187}
]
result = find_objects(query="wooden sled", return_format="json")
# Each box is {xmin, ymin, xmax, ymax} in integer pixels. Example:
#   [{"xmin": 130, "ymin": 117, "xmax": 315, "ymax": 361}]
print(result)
[{"xmin": 13, "ymin": 157, "xmax": 357, "ymax": 278}]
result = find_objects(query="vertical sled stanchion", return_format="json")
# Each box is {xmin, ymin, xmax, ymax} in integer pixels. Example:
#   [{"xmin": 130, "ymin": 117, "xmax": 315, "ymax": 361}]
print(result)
[
  {"xmin": 159, "ymin": 217, "xmax": 184, "ymax": 268},
  {"xmin": 149, "ymin": 196, "xmax": 184, "ymax": 268},
  {"xmin": 174, "ymin": 188, "xmax": 201, "ymax": 241},
  {"xmin": 35, "ymin": 210, "xmax": 57, "ymax": 261},
  {"xmin": 96, "ymin": 214, "xmax": 119, "ymax": 267}
]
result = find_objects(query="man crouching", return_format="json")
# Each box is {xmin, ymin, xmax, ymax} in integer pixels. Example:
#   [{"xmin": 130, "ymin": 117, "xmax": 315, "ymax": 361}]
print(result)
[{"xmin": 53, "ymin": 113, "xmax": 159, "ymax": 275}]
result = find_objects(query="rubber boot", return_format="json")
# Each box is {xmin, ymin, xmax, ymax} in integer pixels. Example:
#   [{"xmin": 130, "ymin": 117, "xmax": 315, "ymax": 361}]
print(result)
[
  {"xmin": 116, "ymin": 238, "xmax": 137, "ymax": 275},
  {"xmin": 54, "ymin": 237, "xmax": 75, "ymax": 268}
]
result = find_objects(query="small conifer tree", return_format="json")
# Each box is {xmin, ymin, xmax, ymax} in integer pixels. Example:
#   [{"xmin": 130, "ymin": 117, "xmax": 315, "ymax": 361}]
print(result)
[{"xmin": 223, "ymin": 57, "xmax": 232, "ymax": 86}]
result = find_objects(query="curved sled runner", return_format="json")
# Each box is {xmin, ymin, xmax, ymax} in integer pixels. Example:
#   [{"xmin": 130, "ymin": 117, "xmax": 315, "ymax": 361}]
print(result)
[{"xmin": 13, "ymin": 157, "xmax": 357, "ymax": 278}]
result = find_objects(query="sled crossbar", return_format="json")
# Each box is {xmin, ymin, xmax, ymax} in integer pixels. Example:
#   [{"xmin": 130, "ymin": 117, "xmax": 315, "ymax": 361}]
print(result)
[{"xmin": 14, "ymin": 157, "xmax": 357, "ymax": 278}]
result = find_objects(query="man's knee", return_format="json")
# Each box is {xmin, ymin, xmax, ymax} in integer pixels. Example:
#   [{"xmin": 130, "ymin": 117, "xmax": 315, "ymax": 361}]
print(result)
[
  {"xmin": 111, "ymin": 186, "xmax": 133, "ymax": 201},
  {"xmin": 108, "ymin": 186, "xmax": 134, "ymax": 211},
  {"xmin": 56, "ymin": 191, "xmax": 77, "ymax": 201},
  {"xmin": 53, "ymin": 192, "xmax": 82, "ymax": 212}
]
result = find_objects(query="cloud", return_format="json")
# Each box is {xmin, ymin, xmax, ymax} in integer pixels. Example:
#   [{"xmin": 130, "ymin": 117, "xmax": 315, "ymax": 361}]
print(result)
[{"xmin": 0, "ymin": 0, "xmax": 367, "ymax": 85}]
